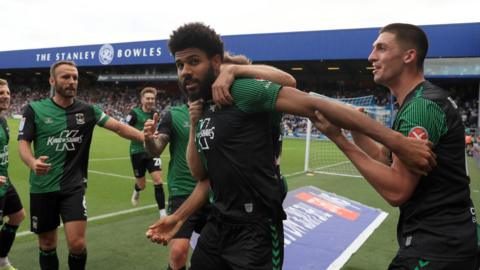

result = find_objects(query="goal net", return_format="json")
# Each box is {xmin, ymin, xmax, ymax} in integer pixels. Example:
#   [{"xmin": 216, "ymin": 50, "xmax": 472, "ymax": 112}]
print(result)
[{"xmin": 303, "ymin": 93, "xmax": 392, "ymax": 178}]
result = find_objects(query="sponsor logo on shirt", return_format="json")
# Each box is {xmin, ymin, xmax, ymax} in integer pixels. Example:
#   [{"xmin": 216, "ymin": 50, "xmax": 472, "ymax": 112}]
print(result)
[
  {"xmin": 197, "ymin": 118, "xmax": 215, "ymax": 150},
  {"xmin": 47, "ymin": 130, "xmax": 83, "ymax": 151},
  {"xmin": 0, "ymin": 145, "xmax": 8, "ymax": 166},
  {"xmin": 408, "ymin": 126, "xmax": 429, "ymax": 140}
]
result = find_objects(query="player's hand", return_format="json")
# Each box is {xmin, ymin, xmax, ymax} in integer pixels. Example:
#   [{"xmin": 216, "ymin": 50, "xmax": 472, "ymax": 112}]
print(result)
[
  {"xmin": 0, "ymin": 176, "xmax": 6, "ymax": 186},
  {"xmin": 146, "ymin": 215, "xmax": 184, "ymax": 245},
  {"xmin": 144, "ymin": 113, "xmax": 159, "ymax": 142},
  {"xmin": 32, "ymin": 156, "xmax": 51, "ymax": 176},
  {"xmin": 310, "ymin": 110, "xmax": 343, "ymax": 140},
  {"xmin": 188, "ymin": 99, "xmax": 204, "ymax": 126},
  {"xmin": 212, "ymin": 64, "xmax": 234, "ymax": 106},
  {"xmin": 394, "ymin": 135, "xmax": 437, "ymax": 175}
]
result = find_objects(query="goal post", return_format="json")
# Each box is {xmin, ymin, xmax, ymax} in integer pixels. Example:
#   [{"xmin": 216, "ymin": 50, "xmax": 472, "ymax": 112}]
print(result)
[{"xmin": 303, "ymin": 93, "xmax": 392, "ymax": 178}]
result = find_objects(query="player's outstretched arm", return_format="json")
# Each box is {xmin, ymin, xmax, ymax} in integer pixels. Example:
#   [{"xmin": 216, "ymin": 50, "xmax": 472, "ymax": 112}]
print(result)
[
  {"xmin": 275, "ymin": 87, "xmax": 436, "ymax": 175},
  {"xmin": 351, "ymin": 131, "xmax": 390, "ymax": 164},
  {"xmin": 213, "ymin": 64, "xmax": 296, "ymax": 106},
  {"xmin": 144, "ymin": 113, "xmax": 170, "ymax": 156},
  {"xmin": 147, "ymin": 178, "xmax": 210, "ymax": 245},
  {"xmin": 186, "ymin": 100, "xmax": 208, "ymax": 181},
  {"xmin": 18, "ymin": 140, "xmax": 51, "ymax": 176},
  {"xmin": 311, "ymin": 111, "xmax": 420, "ymax": 206},
  {"xmin": 103, "ymin": 118, "xmax": 144, "ymax": 142}
]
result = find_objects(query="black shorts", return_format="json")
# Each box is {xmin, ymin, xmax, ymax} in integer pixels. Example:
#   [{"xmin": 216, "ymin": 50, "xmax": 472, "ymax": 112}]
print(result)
[
  {"xmin": 130, "ymin": 152, "xmax": 161, "ymax": 178},
  {"xmin": 190, "ymin": 209, "xmax": 284, "ymax": 270},
  {"xmin": 0, "ymin": 184, "xmax": 24, "ymax": 225},
  {"xmin": 388, "ymin": 254, "xmax": 476, "ymax": 270},
  {"xmin": 167, "ymin": 195, "xmax": 211, "ymax": 239},
  {"xmin": 30, "ymin": 188, "xmax": 87, "ymax": 234}
]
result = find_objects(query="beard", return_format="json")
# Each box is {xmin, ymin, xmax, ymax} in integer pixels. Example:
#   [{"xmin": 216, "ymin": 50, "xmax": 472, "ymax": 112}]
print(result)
[
  {"xmin": 54, "ymin": 82, "xmax": 77, "ymax": 98},
  {"xmin": 179, "ymin": 65, "xmax": 215, "ymax": 102}
]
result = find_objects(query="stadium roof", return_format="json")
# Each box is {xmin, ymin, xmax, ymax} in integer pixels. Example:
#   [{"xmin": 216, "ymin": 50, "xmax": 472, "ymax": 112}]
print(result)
[{"xmin": 0, "ymin": 23, "xmax": 478, "ymax": 70}]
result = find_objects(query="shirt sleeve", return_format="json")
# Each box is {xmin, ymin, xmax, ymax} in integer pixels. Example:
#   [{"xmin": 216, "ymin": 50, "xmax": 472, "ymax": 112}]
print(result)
[
  {"xmin": 395, "ymin": 98, "xmax": 448, "ymax": 146},
  {"xmin": 93, "ymin": 105, "xmax": 110, "ymax": 127},
  {"xmin": 18, "ymin": 105, "xmax": 36, "ymax": 142},
  {"xmin": 156, "ymin": 110, "xmax": 172, "ymax": 136},
  {"xmin": 126, "ymin": 110, "xmax": 136, "ymax": 126},
  {"xmin": 230, "ymin": 78, "xmax": 283, "ymax": 113}
]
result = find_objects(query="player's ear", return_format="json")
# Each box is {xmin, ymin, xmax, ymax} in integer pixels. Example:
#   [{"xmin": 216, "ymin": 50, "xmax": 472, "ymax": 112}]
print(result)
[
  {"xmin": 49, "ymin": 76, "xmax": 55, "ymax": 86},
  {"xmin": 403, "ymin": 49, "xmax": 416, "ymax": 65},
  {"xmin": 211, "ymin": 54, "xmax": 222, "ymax": 72}
]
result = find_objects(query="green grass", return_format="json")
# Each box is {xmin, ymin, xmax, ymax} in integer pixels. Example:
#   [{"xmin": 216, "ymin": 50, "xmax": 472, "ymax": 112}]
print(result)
[{"xmin": 4, "ymin": 119, "xmax": 480, "ymax": 269}]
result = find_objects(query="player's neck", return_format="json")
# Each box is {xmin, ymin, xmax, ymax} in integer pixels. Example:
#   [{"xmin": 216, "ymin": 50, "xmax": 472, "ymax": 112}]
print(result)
[
  {"xmin": 389, "ymin": 72, "xmax": 425, "ymax": 106},
  {"xmin": 53, "ymin": 95, "xmax": 74, "ymax": 108}
]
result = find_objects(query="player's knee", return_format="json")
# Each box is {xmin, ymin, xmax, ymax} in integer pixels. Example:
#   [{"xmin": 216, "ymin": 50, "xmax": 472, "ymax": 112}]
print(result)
[
  {"xmin": 152, "ymin": 177, "xmax": 163, "ymax": 185},
  {"xmin": 136, "ymin": 179, "xmax": 146, "ymax": 189},
  {"xmin": 8, "ymin": 208, "xmax": 26, "ymax": 225},
  {"xmin": 68, "ymin": 238, "xmax": 86, "ymax": 254},
  {"xmin": 39, "ymin": 237, "xmax": 57, "ymax": 251},
  {"xmin": 170, "ymin": 245, "xmax": 188, "ymax": 266}
]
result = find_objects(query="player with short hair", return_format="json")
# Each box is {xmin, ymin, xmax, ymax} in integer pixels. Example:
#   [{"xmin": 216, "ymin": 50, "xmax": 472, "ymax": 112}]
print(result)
[
  {"xmin": 0, "ymin": 79, "xmax": 25, "ymax": 270},
  {"xmin": 312, "ymin": 23, "xmax": 477, "ymax": 269},
  {"xmin": 18, "ymin": 61, "xmax": 144, "ymax": 270},
  {"xmin": 127, "ymin": 87, "xmax": 166, "ymax": 216},
  {"xmin": 147, "ymin": 22, "xmax": 436, "ymax": 270}
]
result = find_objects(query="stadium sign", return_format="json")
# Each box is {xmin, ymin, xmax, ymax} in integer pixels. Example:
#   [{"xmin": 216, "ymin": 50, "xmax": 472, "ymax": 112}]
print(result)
[
  {"xmin": 0, "ymin": 40, "xmax": 172, "ymax": 69},
  {"xmin": 283, "ymin": 186, "xmax": 387, "ymax": 270},
  {"xmin": 33, "ymin": 43, "xmax": 165, "ymax": 66},
  {"xmin": 97, "ymin": 73, "xmax": 178, "ymax": 82},
  {"xmin": 0, "ymin": 23, "xmax": 478, "ymax": 69}
]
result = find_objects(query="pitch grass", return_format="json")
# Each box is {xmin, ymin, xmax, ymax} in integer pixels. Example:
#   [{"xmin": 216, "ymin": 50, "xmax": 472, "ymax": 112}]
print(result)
[{"xmin": 5, "ymin": 119, "xmax": 480, "ymax": 269}]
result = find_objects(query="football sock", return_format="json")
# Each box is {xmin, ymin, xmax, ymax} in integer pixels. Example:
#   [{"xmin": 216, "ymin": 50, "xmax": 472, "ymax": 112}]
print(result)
[
  {"xmin": 39, "ymin": 248, "xmax": 59, "ymax": 270},
  {"xmin": 0, "ymin": 223, "xmax": 18, "ymax": 257},
  {"xmin": 68, "ymin": 249, "xmax": 87, "ymax": 270}
]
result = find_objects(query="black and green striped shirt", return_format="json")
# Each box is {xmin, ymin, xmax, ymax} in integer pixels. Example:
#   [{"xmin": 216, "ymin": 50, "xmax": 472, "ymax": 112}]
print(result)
[
  {"xmin": 18, "ymin": 98, "xmax": 109, "ymax": 193},
  {"xmin": 127, "ymin": 107, "xmax": 156, "ymax": 155},
  {"xmin": 392, "ymin": 81, "xmax": 476, "ymax": 261},
  {"xmin": 0, "ymin": 118, "xmax": 10, "ymax": 197},
  {"xmin": 195, "ymin": 78, "xmax": 286, "ymax": 222},
  {"xmin": 157, "ymin": 105, "xmax": 196, "ymax": 197}
]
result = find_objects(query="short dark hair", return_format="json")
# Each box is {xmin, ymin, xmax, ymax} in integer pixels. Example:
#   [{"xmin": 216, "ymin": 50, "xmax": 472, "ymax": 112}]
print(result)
[
  {"xmin": 380, "ymin": 23, "xmax": 428, "ymax": 70},
  {"xmin": 50, "ymin": 60, "xmax": 77, "ymax": 77},
  {"xmin": 168, "ymin": 22, "xmax": 224, "ymax": 60}
]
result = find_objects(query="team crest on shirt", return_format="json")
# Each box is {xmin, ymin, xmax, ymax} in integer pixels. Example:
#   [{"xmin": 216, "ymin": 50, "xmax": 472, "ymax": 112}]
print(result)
[
  {"xmin": 408, "ymin": 126, "xmax": 429, "ymax": 140},
  {"xmin": 209, "ymin": 104, "xmax": 216, "ymax": 112},
  {"xmin": 75, "ymin": 113, "xmax": 85, "ymax": 125}
]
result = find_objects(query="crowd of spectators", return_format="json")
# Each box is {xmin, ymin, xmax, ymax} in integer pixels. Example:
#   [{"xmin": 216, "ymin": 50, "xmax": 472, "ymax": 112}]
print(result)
[
  {"xmin": 6, "ymin": 84, "xmax": 479, "ymax": 137},
  {"xmin": 9, "ymin": 85, "xmax": 184, "ymax": 122}
]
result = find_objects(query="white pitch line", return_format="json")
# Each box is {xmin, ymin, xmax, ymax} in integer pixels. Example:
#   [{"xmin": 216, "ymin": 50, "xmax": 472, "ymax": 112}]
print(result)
[
  {"xmin": 90, "ymin": 155, "xmax": 171, "ymax": 162},
  {"xmin": 16, "ymin": 204, "xmax": 158, "ymax": 238},
  {"xmin": 88, "ymin": 170, "xmax": 154, "ymax": 183},
  {"xmin": 90, "ymin": 157, "xmax": 130, "ymax": 161}
]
